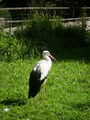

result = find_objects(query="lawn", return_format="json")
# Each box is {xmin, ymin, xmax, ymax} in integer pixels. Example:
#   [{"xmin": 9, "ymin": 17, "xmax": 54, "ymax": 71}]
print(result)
[{"xmin": 0, "ymin": 59, "xmax": 90, "ymax": 120}]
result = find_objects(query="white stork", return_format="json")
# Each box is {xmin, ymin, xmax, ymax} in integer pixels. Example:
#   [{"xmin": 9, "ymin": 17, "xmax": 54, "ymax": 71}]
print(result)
[{"xmin": 28, "ymin": 50, "xmax": 56, "ymax": 98}]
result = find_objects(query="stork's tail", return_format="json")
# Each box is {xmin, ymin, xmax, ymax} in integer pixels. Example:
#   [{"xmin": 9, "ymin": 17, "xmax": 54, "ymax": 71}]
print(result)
[{"xmin": 28, "ymin": 85, "xmax": 41, "ymax": 98}]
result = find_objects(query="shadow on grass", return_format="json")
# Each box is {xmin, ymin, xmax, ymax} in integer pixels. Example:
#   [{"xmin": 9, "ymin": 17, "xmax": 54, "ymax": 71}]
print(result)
[
  {"xmin": 0, "ymin": 99, "xmax": 27, "ymax": 106},
  {"xmin": 72, "ymin": 102, "xmax": 90, "ymax": 111}
]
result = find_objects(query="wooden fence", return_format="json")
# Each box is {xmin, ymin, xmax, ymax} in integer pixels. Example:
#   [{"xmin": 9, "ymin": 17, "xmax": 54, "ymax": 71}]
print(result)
[{"xmin": 0, "ymin": 7, "xmax": 90, "ymax": 31}]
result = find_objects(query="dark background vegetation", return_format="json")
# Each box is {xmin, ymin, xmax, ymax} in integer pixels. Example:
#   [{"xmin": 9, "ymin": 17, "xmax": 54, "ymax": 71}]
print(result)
[
  {"xmin": 0, "ymin": 0, "xmax": 90, "ymax": 61},
  {"xmin": 0, "ymin": 13, "xmax": 90, "ymax": 61},
  {"xmin": 0, "ymin": 0, "xmax": 90, "ymax": 18},
  {"xmin": 0, "ymin": 0, "xmax": 90, "ymax": 8}
]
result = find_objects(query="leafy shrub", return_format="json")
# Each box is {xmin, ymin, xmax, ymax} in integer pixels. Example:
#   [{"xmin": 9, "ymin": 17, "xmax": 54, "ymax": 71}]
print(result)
[
  {"xmin": 86, "ymin": 31, "xmax": 90, "ymax": 43},
  {"xmin": 15, "ymin": 13, "xmax": 65, "ymax": 57},
  {"xmin": 0, "ymin": 30, "xmax": 22, "ymax": 61},
  {"xmin": 56, "ymin": 25, "xmax": 87, "ymax": 48},
  {"xmin": 14, "ymin": 12, "xmax": 90, "ymax": 58},
  {"xmin": 0, "ymin": 12, "xmax": 90, "ymax": 61}
]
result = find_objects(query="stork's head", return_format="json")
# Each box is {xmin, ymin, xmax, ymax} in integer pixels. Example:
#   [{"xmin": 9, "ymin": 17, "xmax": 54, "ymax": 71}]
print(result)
[{"xmin": 42, "ymin": 50, "xmax": 56, "ymax": 61}]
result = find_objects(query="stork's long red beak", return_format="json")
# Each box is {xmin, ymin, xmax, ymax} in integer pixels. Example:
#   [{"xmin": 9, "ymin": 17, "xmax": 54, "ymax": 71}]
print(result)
[{"xmin": 49, "ymin": 54, "xmax": 57, "ymax": 61}]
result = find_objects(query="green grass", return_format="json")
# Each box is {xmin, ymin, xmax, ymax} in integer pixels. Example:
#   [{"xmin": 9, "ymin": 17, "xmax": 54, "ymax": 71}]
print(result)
[{"xmin": 0, "ymin": 59, "xmax": 90, "ymax": 120}]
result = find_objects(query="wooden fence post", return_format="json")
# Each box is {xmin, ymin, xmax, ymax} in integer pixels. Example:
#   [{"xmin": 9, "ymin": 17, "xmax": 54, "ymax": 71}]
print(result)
[{"xmin": 81, "ymin": 8, "xmax": 86, "ymax": 30}]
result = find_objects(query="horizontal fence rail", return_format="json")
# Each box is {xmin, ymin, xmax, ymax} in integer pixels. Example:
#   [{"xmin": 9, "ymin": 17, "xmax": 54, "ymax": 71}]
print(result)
[
  {"xmin": 3, "ymin": 17, "xmax": 90, "ymax": 24},
  {"xmin": 0, "ymin": 7, "xmax": 90, "ymax": 11},
  {"xmin": 81, "ymin": 7, "xmax": 90, "ymax": 9},
  {"xmin": 0, "ymin": 7, "xmax": 70, "ymax": 10}
]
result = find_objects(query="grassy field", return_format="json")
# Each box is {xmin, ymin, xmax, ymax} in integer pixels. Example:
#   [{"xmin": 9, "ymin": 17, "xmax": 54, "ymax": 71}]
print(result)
[{"xmin": 0, "ymin": 58, "xmax": 90, "ymax": 120}]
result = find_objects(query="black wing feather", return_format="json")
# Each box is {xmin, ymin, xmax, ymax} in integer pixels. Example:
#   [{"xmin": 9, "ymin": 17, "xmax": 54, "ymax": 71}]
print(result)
[{"xmin": 28, "ymin": 70, "xmax": 46, "ymax": 98}]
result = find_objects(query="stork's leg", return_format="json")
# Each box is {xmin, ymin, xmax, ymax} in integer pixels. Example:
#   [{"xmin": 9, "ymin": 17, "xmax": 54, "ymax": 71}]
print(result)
[
  {"xmin": 36, "ymin": 86, "xmax": 47, "ymax": 104},
  {"xmin": 41, "ymin": 85, "xmax": 47, "ymax": 104}
]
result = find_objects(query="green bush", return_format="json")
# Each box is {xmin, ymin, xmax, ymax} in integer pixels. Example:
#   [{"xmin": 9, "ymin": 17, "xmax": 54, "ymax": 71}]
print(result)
[
  {"xmin": 15, "ymin": 12, "xmax": 88, "ymax": 57},
  {"xmin": 86, "ymin": 31, "xmax": 90, "ymax": 43},
  {"xmin": 15, "ymin": 13, "xmax": 65, "ymax": 56},
  {"xmin": 56, "ymin": 25, "xmax": 87, "ymax": 48},
  {"xmin": 0, "ymin": 12, "xmax": 90, "ymax": 62},
  {"xmin": 0, "ymin": 30, "xmax": 22, "ymax": 61},
  {"xmin": 1, "ymin": 12, "xmax": 88, "ymax": 61}
]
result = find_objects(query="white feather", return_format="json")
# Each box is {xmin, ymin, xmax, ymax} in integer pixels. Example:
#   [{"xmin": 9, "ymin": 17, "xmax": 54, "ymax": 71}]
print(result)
[{"xmin": 33, "ymin": 59, "xmax": 52, "ymax": 80}]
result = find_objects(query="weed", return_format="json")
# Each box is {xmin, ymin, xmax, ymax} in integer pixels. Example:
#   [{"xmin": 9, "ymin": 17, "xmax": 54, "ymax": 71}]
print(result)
[{"xmin": 0, "ymin": 30, "xmax": 22, "ymax": 61}]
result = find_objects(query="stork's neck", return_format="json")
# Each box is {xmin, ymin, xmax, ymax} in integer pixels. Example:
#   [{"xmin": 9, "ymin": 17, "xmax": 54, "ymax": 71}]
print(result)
[
  {"xmin": 43, "ymin": 55, "xmax": 52, "ymax": 72},
  {"xmin": 44, "ymin": 55, "xmax": 52, "ymax": 63}
]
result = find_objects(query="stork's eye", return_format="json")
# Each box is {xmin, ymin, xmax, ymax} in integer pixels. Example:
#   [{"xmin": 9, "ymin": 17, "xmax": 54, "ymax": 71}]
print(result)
[{"xmin": 46, "ymin": 53, "xmax": 50, "ymax": 55}]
